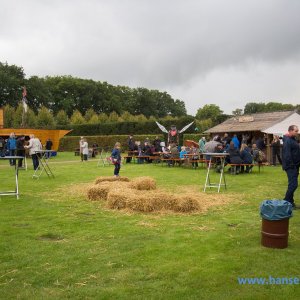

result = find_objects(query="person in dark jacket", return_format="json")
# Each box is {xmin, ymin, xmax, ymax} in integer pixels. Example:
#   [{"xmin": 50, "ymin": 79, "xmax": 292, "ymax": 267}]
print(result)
[
  {"xmin": 271, "ymin": 135, "xmax": 282, "ymax": 165},
  {"xmin": 229, "ymin": 141, "xmax": 243, "ymax": 173},
  {"xmin": 153, "ymin": 136, "xmax": 162, "ymax": 152},
  {"xmin": 126, "ymin": 135, "xmax": 135, "ymax": 163},
  {"xmin": 240, "ymin": 143, "xmax": 253, "ymax": 173},
  {"xmin": 16, "ymin": 136, "xmax": 26, "ymax": 168},
  {"xmin": 0, "ymin": 137, "xmax": 5, "ymax": 157},
  {"xmin": 282, "ymin": 125, "xmax": 300, "ymax": 208},
  {"xmin": 111, "ymin": 142, "xmax": 122, "ymax": 177},
  {"xmin": 45, "ymin": 138, "xmax": 53, "ymax": 158}
]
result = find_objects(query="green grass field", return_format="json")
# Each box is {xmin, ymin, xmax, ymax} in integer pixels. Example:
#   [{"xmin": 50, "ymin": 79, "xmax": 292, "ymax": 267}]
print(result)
[{"xmin": 0, "ymin": 153, "xmax": 299, "ymax": 299}]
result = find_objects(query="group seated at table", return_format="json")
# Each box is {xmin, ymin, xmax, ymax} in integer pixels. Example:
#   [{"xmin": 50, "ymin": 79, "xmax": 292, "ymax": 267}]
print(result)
[{"xmin": 203, "ymin": 135, "xmax": 268, "ymax": 174}]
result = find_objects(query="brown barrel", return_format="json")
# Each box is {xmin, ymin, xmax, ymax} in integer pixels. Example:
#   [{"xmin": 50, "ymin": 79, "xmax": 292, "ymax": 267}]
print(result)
[{"xmin": 261, "ymin": 218, "xmax": 289, "ymax": 249}]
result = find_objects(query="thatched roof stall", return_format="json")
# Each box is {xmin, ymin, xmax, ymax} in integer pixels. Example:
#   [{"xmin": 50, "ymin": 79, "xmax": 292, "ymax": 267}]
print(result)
[{"xmin": 204, "ymin": 111, "xmax": 300, "ymax": 163}]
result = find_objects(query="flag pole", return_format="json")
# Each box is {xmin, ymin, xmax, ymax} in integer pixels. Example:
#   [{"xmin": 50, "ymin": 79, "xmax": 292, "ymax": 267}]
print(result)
[{"xmin": 21, "ymin": 86, "xmax": 28, "ymax": 128}]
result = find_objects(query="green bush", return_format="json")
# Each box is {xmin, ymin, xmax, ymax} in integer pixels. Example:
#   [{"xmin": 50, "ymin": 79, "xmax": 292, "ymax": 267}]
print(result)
[
  {"xmin": 57, "ymin": 116, "xmax": 195, "ymax": 136},
  {"xmin": 59, "ymin": 134, "xmax": 165, "ymax": 151}
]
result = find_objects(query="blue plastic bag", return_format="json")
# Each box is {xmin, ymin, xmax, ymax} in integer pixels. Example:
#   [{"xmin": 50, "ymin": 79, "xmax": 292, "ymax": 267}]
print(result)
[{"xmin": 260, "ymin": 200, "xmax": 293, "ymax": 221}]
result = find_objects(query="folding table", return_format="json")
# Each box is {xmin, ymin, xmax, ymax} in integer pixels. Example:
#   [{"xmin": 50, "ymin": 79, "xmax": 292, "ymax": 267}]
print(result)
[
  {"xmin": 0, "ymin": 156, "xmax": 24, "ymax": 199},
  {"xmin": 203, "ymin": 153, "xmax": 229, "ymax": 193},
  {"xmin": 32, "ymin": 150, "xmax": 55, "ymax": 179}
]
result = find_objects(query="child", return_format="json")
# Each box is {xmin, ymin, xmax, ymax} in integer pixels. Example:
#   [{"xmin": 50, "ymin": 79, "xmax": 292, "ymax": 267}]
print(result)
[{"xmin": 111, "ymin": 142, "xmax": 121, "ymax": 177}]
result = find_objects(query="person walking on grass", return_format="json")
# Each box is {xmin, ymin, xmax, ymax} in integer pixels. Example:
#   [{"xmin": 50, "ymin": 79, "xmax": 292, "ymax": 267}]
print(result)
[
  {"xmin": 111, "ymin": 142, "xmax": 121, "ymax": 177},
  {"xmin": 24, "ymin": 134, "xmax": 42, "ymax": 170},
  {"xmin": 282, "ymin": 125, "xmax": 300, "ymax": 209}
]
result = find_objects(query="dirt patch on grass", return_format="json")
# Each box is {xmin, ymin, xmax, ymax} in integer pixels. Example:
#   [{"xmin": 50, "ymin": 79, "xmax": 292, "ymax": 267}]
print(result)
[{"xmin": 38, "ymin": 233, "xmax": 65, "ymax": 241}]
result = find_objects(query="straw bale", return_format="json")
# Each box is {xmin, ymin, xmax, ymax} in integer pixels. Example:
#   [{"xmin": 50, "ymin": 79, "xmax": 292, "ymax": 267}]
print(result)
[
  {"xmin": 94, "ymin": 176, "xmax": 130, "ymax": 185},
  {"xmin": 128, "ymin": 177, "xmax": 156, "ymax": 190},
  {"xmin": 87, "ymin": 184, "xmax": 115, "ymax": 201},
  {"xmin": 173, "ymin": 195, "xmax": 201, "ymax": 212},
  {"xmin": 106, "ymin": 188, "xmax": 200, "ymax": 213},
  {"xmin": 107, "ymin": 187, "xmax": 132, "ymax": 209}
]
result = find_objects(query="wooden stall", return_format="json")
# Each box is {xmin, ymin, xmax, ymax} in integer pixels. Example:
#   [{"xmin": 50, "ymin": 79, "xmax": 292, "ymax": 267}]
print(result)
[
  {"xmin": 204, "ymin": 111, "xmax": 300, "ymax": 163},
  {"xmin": 0, "ymin": 128, "xmax": 71, "ymax": 151}
]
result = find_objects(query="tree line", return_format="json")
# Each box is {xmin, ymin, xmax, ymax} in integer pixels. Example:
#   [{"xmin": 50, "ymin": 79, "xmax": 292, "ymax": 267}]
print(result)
[
  {"xmin": 1, "ymin": 61, "xmax": 299, "ymax": 133},
  {"xmin": 0, "ymin": 61, "xmax": 186, "ymax": 118},
  {"xmin": 3, "ymin": 104, "xmax": 186, "ymax": 129}
]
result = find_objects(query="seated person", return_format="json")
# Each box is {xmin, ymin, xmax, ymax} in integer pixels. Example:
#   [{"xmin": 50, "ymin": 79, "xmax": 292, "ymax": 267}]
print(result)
[
  {"xmin": 228, "ymin": 141, "xmax": 243, "ymax": 173},
  {"xmin": 190, "ymin": 145, "xmax": 199, "ymax": 168},
  {"xmin": 143, "ymin": 142, "xmax": 152, "ymax": 163},
  {"xmin": 168, "ymin": 143, "xmax": 179, "ymax": 166},
  {"xmin": 136, "ymin": 141, "xmax": 144, "ymax": 164},
  {"xmin": 179, "ymin": 146, "xmax": 187, "ymax": 159},
  {"xmin": 161, "ymin": 142, "xmax": 171, "ymax": 158},
  {"xmin": 240, "ymin": 143, "xmax": 253, "ymax": 173}
]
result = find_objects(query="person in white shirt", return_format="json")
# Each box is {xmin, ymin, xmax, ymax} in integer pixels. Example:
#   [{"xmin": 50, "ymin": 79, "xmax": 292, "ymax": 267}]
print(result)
[
  {"xmin": 24, "ymin": 134, "xmax": 42, "ymax": 170},
  {"xmin": 79, "ymin": 136, "xmax": 85, "ymax": 162},
  {"xmin": 82, "ymin": 138, "xmax": 89, "ymax": 161}
]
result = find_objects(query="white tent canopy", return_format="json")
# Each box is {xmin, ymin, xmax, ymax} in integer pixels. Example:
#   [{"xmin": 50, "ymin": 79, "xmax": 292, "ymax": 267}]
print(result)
[{"xmin": 263, "ymin": 112, "xmax": 300, "ymax": 135}]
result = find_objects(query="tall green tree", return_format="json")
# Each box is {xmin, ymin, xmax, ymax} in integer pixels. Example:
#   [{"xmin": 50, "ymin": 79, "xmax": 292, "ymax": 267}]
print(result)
[
  {"xmin": 0, "ymin": 62, "xmax": 25, "ymax": 107},
  {"xmin": 55, "ymin": 110, "xmax": 70, "ymax": 126},
  {"xmin": 3, "ymin": 104, "xmax": 15, "ymax": 127},
  {"xmin": 196, "ymin": 104, "xmax": 223, "ymax": 122},
  {"xmin": 36, "ymin": 106, "xmax": 55, "ymax": 128},
  {"xmin": 70, "ymin": 110, "xmax": 85, "ymax": 125}
]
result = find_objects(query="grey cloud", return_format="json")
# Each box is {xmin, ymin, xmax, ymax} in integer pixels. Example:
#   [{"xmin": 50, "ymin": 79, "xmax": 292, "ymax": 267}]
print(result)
[{"xmin": 0, "ymin": 0, "xmax": 300, "ymax": 114}]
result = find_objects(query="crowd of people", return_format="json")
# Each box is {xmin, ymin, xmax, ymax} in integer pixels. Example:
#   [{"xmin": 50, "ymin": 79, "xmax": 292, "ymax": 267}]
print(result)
[{"xmin": 0, "ymin": 133, "xmax": 53, "ymax": 170}]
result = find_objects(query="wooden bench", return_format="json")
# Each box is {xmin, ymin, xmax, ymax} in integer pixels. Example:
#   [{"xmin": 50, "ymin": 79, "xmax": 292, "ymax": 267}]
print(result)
[
  {"xmin": 123, "ymin": 155, "xmax": 153, "ymax": 164},
  {"xmin": 227, "ymin": 162, "xmax": 268, "ymax": 174},
  {"xmin": 159, "ymin": 157, "xmax": 185, "ymax": 166}
]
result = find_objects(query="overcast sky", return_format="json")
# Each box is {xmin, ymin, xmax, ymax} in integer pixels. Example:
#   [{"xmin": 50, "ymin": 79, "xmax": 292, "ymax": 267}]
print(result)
[{"xmin": 1, "ymin": 0, "xmax": 300, "ymax": 115}]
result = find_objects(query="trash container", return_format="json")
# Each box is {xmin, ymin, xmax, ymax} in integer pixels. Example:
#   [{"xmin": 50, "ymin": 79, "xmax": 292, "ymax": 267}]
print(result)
[{"xmin": 260, "ymin": 200, "xmax": 293, "ymax": 249}]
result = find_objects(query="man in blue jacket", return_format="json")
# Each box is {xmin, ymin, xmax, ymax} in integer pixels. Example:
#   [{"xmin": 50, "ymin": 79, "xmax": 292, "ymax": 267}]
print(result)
[
  {"xmin": 282, "ymin": 125, "xmax": 300, "ymax": 209},
  {"xmin": 6, "ymin": 132, "xmax": 17, "ymax": 166}
]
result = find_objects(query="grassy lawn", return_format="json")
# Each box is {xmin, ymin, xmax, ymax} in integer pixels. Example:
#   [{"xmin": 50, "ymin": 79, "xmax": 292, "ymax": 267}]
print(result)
[{"xmin": 0, "ymin": 153, "xmax": 299, "ymax": 299}]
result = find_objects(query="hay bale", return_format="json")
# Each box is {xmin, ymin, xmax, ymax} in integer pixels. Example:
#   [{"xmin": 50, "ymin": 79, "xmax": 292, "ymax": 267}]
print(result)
[
  {"xmin": 87, "ymin": 184, "xmax": 109, "ymax": 201},
  {"xmin": 107, "ymin": 188, "xmax": 132, "ymax": 209},
  {"xmin": 128, "ymin": 177, "xmax": 156, "ymax": 190},
  {"xmin": 94, "ymin": 176, "xmax": 130, "ymax": 185},
  {"xmin": 88, "ymin": 181, "xmax": 130, "ymax": 201},
  {"xmin": 173, "ymin": 195, "xmax": 200, "ymax": 212},
  {"xmin": 106, "ymin": 188, "xmax": 200, "ymax": 213}
]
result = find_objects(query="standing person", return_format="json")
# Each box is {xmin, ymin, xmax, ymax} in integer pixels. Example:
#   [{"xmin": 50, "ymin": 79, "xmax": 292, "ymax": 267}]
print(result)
[
  {"xmin": 199, "ymin": 137, "xmax": 206, "ymax": 153},
  {"xmin": 79, "ymin": 137, "xmax": 84, "ymax": 162},
  {"xmin": 82, "ymin": 138, "xmax": 89, "ymax": 161},
  {"xmin": 25, "ymin": 134, "xmax": 42, "ymax": 170},
  {"xmin": 271, "ymin": 135, "xmax": 282, "ymax": 166},
  {"xmin": 45, "ymin": 138, "xmax": 53, "ymax": 159},
  {"xmin": 0, "ymin": 136, "xmax": 5, "ymax": 156},
  {"xmin": 231, "ymin": 134, "xmax": 240, "ymax": 149},
  {"xmin": 282, "ymin": 125, "xmax": 300, "ymax": 209},
  {"xmin": 127, "ymin": 135, "xmax": 135, "ymax": 163},
  {"xmin": 7, "ymin": 132, "xmax": 17, "ymax": 166},
  {"xmin": 153, "ymin": 136, "xmax": 162, "ymax": 152},
  {"xmin": 111, "ymin": 142, "xmax": 121, "ymax": 177},
  {"xmin": 16, "ymin": 135, "xmax": 26, "ymax": 168}
]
